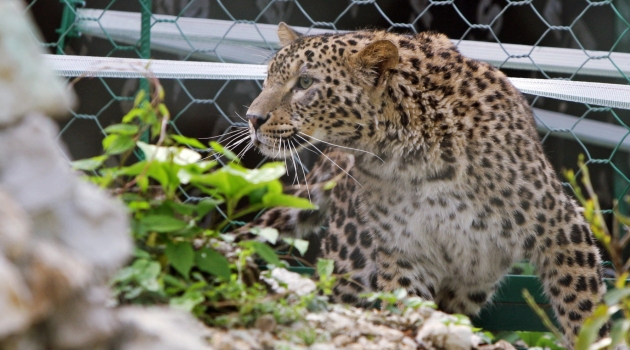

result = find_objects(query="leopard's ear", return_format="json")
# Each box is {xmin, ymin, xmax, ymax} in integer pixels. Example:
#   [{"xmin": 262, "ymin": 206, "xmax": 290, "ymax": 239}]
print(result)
[
  {"xmin": 348, "ymin": 40, "xmax": 399, "ymax": 87},
  {"xmin": 278, "ymin": 22, "xmax": 302, "ymax": 47}
]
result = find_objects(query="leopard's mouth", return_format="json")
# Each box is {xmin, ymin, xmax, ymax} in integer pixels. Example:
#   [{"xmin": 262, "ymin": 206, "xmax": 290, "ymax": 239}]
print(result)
[{"xmin": 251, "ymin": 132, "xmax": 311, "ymax": 159}]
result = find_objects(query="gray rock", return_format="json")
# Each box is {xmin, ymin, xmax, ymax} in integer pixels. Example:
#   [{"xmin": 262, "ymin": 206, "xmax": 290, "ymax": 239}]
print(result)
[
  {"xmin": 0, "ymin": 187, "xmax": 29, "ymax": 260},
  {"xmin": 0, "ymin": 113, "xmax": 132, "ymax": 279},
  {"xmin": 0, "ymin": 253, "xmax": 31, "ymax": 338},
  {"xmin": 0, "ymin": 1, "xmax": 75, "ymax": 126},
  {"xmin": 116, "ymin": 307, "xmax": 214, "ymax": 350}
]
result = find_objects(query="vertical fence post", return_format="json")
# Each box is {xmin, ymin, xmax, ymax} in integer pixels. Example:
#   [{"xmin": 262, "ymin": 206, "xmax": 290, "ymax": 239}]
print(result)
[
  {"xmin": 139, "ymin": 0, "xmax": 152, "ymax": 93},
  {"xmin": 139, "ymin": 0, "xmax": 152, "ymax": 147},
  {"xmin": 56, "ymin": 0, "xmax": 80, "ymax": 55},
  {"xmin": 614, "ymin": 0, "xmax": 630, "ymax": 259}
]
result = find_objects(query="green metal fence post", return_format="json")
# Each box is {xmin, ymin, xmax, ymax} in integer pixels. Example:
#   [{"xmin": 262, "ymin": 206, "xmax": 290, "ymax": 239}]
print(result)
[
  {"xmin": 139, "ymin": 0, "xmax": 152, "ymax": 147},
  {"xmin": 614, "ymin": 0, "xmax": 630, "ymax": 260},
  {"xmin": 139, "ymin": 0, "xmax": 152, "ymax": 92},
  {"xmin": 56, "ymin": 0, "xmax": 81, "ymax": 54}
]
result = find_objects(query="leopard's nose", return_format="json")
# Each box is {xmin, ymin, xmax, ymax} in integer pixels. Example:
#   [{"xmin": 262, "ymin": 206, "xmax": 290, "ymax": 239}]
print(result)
[{"xmin": 246, "ymin": 113, "xmax": 269, "ymax": 130}]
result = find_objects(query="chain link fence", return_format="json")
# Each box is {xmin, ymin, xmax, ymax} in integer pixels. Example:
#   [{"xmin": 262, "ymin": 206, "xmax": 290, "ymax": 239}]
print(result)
[{"xmin": 24, "ymin": 0, "xmax": 630, "ymax": 214}]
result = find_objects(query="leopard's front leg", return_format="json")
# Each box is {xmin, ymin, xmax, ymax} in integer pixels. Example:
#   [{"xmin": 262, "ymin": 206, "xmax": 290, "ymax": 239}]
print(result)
[{"xmin": 234, "ymin": 150, "xmax": 355, "ymax": 239}]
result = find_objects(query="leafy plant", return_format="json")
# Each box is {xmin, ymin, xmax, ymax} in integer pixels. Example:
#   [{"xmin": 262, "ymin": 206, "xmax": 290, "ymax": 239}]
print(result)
[
  {"xmin": 531, "ymin": 154, "xmax": 630, "ymax": 350},
  {"xmin": 72, "ymin": 82, "xmax": 321, "ymax": 327},
  {"xmin": 360, "ymin": 288, "xmax": 437, "ymax": 314}
]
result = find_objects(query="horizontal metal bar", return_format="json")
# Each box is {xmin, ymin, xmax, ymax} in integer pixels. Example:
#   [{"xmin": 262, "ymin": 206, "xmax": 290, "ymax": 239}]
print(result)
[
  {"xmin": 533, "ymin": 107, "xmax": 630, "ymax": 152},
  {"xmin": 44, "ymin": 54, "xmax": 630, "ymax": 110},
  {"xmin": 45, "ymin": 54, "xmax": 266, "ymax": 80},
  {"xmin": 74, "ymin": 8, "xmax": 630, "ymax": 78}
]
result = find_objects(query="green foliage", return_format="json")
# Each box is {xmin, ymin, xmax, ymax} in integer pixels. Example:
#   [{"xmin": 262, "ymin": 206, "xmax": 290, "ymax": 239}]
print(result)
[
  {"xmin": 513, "ymin": 154, "xmax": 630, "ymax": 350},
  {"xmin": 526, "ymin": 154, "xmax": 630, "ymax": 350},
  {"xmin": 73, "ymin": 84, "xmax": 319, "ymax": 328},
  {"xmin": 516, "ymin": 332, "xmax": 565, "ymax": 350},
  {"xmin": 360, "ymin": 288, "xmax": 437, "ymax": 314}
]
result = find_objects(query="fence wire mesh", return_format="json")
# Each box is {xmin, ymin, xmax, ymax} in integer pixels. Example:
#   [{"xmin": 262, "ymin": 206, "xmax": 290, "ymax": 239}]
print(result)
[{"xmin": 24, "ymin": 0, "xmax": 630, "ymax": 218}]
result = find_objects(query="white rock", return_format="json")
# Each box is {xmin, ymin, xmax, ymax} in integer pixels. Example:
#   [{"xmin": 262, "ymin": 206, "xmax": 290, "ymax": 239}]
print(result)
[
  {"xmin": 0, "ymin": 114, "xmax": 73, "ymax": 213},
  {"xmin": 374, "ymin": 325, "xmax": 405, "ymax": 342},
  {"xmin": 416, "ymin": 318, "xmax": 473, "ymax": 350},
  {"xmin": 0, "ymin": 114, "xmax": 132, "ymax": 278},
  {"xmin": 0, "ymin": 187, "xmax": 29, "ymax": 261},
  {"xmin": 310, "ymin": 343, "xmax": 336, "ymax": 350},
  {"xmin": 0, "ymin": 1, "xmax": 75, "ymax": 126},
  {"xmin": 332, "ymin": 334, "xmax": 352, "ymax": 346},
  {"xmin": 325, "ymin": 312, "xmax": 355, "ymax": 333},
  {"xmin": 0, "ymin": 254, "xmax": 31, "ymax": 338},
  {"xmin": 445, "ymin": 325, "xmax": 474, "ymax": 350},
  {"xmin": 262, "ymin": 268, "xmax": 316, "ymax": 297},
  {"xmin": 23, "ymin": 240, "xmax": 92, "ymax": 319},
  {"xmin": 116, "ymin": 307, "xmax": 215, "ymax": 350},
  {"xmin": 46, "ymin": 288, "xmax": 118, "ymax": 349}
]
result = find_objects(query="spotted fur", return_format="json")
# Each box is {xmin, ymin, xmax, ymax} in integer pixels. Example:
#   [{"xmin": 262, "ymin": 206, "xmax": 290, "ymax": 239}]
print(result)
[{"xmin": 243, "ymin": 23, "xmax": 607, "ymax": 347}]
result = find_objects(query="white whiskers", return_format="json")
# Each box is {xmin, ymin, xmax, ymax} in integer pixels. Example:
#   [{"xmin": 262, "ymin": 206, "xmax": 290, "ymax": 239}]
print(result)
[
  {"xmin": 295, "ymin": 134, "xmax": 362, "ymax": 188},
  {"xmin": 297, "ymin": 131, "xmax": 384, "ymax": 163},
  {"xmin": 290, "ymin": 139, "xmax": 311, "ymax": 202},
  {"xmin": 198, "ymin": 127, "xmax": 247, "ymax": 140}
]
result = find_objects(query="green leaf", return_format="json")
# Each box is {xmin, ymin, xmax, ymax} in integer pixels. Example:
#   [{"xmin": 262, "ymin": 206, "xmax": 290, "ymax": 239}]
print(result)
[
  {"xmin": 244, "ymin": 241, "xmax": 281, "ymax": 266},
  {"xmin": 147, "ymin": 161, "xmax": 169, "ymax": 183},
  {"xmin": 158, "ymin": 103, "xmax": 170, "ymax": 119},
  {"xmin": 263, "ymin": 193, "xmax": 317, "ymax": 209},
  {"xmin": 317, "ymin": 259, "xmax": 334, "ymax": 278},
  {"xmin": 189, "ymin": 169, "xmax": 246, "ymax": 198},
  {"xmin": 575, "ymin": 304, "xmax": 617, "ymax": 350},
  {"xmin": 122, "ymin": 107, "xmax": 144, "ymax": 123},
  {"xmin": 121, "ymin": 258, "xmax": 161, "ymax": 292},
  {"xmin": 196, "ymin": 198, "xmax": 222, "ymax": 217},
  {"xmin": 163, "ymin": 274, "xmax": 187, "ymax": 290},
  {"xmin": 496, "ymin": 332, "xmax": 521, "ymax": 345},
  {"xmin": 115, "ymin": 161, "xmax": 147, "ymax": 176},
  {"xmin": 103, "ymin": 134, "xmax": 135, "ymax": 155},
  {"xmin": 71, "ymin": 155, "xmax": 108, "ymax": 171},
  {"xmin": 137, "ymin": 141, "xmax": 201, "ymax": 165},
  {"xmin": 603, "ymin": 287, "xmax": 630, "ymax": 306},
  {"xmin": 166, "ymin": 241, "xmax": 194, "ymax": 278},
  {"xmin": 195, "ymin": 248, "xmax": 231, "ymax": 280},
  {"xmin": 182, "ymin": 160, "xmax": 218, "ymax": 174},
  {"xmin": 141, "ymin": 215, "xmax": 188, "ymax": 232},
  {"xmin": 210, "ymin": 141, "xmax": 239, "ymax": 161},
  {"xmin": 137, "ymin": 176, "xmax": 149, "ymax": 192},
  {"xmin": 225, "ymin": 162, "xmax": 285, "ymax": 184},
  {"xmin": 127, "ymin": 200, "xmax": 151, "ymax": 211},
  {"xmin": 251, "ymin": 227, "xmax": 279, "ymax": 244},
  {"xmin": 133, "ymin": 248, "xmax": 151, "ymax": 259},
  {"xmin": 172, "ymin": 135, "xmax": 206, "ymax": 149},
  {"xmin": 134, "ymin": 90, "xmax": 146, "ymax": 106},
  {"xmin": 610, "ymin": 319, "xmax": 630, "ymax": 347},
  {"xmin": 323, "ymin": 180, "xmax": 336, "ymax": 190},
  {"xmin": 104, "ymin": 123, "xmax": 139, "ymax": 135},
  {"xmin": 248, "ymin": 187, "xmax": 268, "ymax": 204},
  {"xmin": 166, "ymin": 201, "xmax": 196, "ymax": 216},
  {"xmin": 266, "ymin": 180, "xmax": 283, "ymax": 195},
  {"xmin": 282, "ymin": 237, "xmax": 309, "ymax": 256},
  {"xmin": 174, "ymin": 226, "xmax": 204, "ymax": 238},
  {"xmin": 170, "ymin": 290, "xmax": 204, "ymax": 312}
]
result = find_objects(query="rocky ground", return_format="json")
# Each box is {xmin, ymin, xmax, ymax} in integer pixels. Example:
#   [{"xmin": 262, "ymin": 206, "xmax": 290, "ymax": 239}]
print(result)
[{"xmin": 208, "ymin": 268, "xmax": 516, "ymax": 350}]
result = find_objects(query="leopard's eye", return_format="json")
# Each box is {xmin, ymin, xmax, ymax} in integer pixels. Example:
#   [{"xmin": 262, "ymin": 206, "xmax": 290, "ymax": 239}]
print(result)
[{"xmin": 298, "ymin": 76, "xmax": 313, "ymax": 89}]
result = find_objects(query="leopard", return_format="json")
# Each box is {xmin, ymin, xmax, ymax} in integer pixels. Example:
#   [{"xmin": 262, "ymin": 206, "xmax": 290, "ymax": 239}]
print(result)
[{"xmin": 241, "ymin": 22, "xmax": 607, "ymax": 348}]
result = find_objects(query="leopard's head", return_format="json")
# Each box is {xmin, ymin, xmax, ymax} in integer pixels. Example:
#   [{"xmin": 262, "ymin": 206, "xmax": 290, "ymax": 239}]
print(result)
[{"xmin": 246, "ymin": 23, "xmax": 399, "ymax": 158}]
